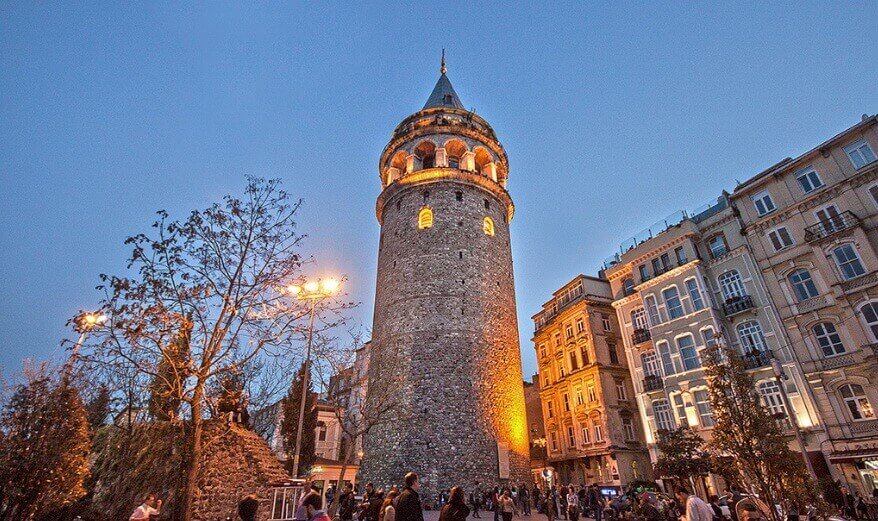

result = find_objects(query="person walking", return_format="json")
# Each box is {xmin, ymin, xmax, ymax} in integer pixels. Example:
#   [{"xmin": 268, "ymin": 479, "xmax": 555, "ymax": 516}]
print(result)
[
  {"xmin": 542, "ymin": 488, "xmax": 556, "ymax": 521},
  {"xmin": 471, "ymin": 489, "xmax": 482, "ymax": 519},
  {"xmin": 499, "ymin": 489, "xmax": 516, "ymax": 521},
  {"xmin": 396, "ymin": 472, "xmax": 425, "ymax": 521},
  {"xmin": 493, "ymin": 487, "xmax": 501, "ymax": 521},
  {"xmin": 566, "ymin": 488, "xmax": 579, "ymax": 521},
  {"xmin": 520, "ymin": 486, "xmax": 531, "ymax": 516},
  {"xmin": 340, "ymin": 483, "xmax": 357, "ymax": 521},
  {"xmin": 587, "ymin": 484, "xmax": 604, "ymax": 521},
  {"xmin": 303, "ymin": 491, "xmax": 332, "ymax": 521},
  {"xmin": 380, "ymin": 489, "xmax": 400, "ymax": 521},
  {"xmin": 439, "ymin": 487, "xmax": 471, "ymax": 521},
  {"xmin": 675, "ymin": 488, "xmax": 714, "ymax": 521}
]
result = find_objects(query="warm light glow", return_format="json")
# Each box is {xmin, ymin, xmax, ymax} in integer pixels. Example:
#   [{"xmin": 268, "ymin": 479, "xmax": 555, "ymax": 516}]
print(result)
[
  {"xmin": 303, "ymin": 280, "xmax": 320, "ymax": 293},
  {"xmin": 418, "ymin": 207, "xmax": 433, "ymax": 230},
  {"xmin": 82, "ymin": 312, "xmax": 106, "ymax": 327},
  {"xmin": 320, "ymin": 278, "xmax": 341, "ymax": 295},
  {"xmin": 286, "ymin": 284, "xmax": 302, "ymax": 296},
  {"xmin": 483, "ymin": 216, "xmax": 495, "ymax": 236}
]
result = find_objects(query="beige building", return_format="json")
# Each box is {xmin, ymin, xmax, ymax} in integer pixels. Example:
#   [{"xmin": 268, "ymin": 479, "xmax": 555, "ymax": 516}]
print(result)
[
  {"xmin": 533, "ymin": 275, "xmax": 653, "ymax": 491},
  {"xmin": 730, "ymin": 114, "xmax": 878, "ymax": 492},
  {"xmin": 524, "ymin": 375, "xmax": 550, "ymax": 484},
  {"xmin": 604, "ymin": 195, "xmax": 820, "ymax": 494}
]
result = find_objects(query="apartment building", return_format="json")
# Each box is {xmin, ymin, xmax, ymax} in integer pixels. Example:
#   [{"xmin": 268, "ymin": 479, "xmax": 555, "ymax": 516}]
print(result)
[
  {"xmin": 533, "ymin": 275, "xmax": 653, "ymax": 491},
  {"xmin": 731, "ymin": 114, "xmax": 878, "ymax": 492},
  {"xmin": 604, "ymin": 195, "xmax": 821, "ymax": 494}
]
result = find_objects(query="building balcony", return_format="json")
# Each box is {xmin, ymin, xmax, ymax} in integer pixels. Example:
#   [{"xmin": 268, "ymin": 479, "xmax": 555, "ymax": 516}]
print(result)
[
  {"xmin": 804, "ymin": 211, "xmax": 859, "ymax": 243},
  {"xmin": 723, "ymin": 295, "xmax": 755, "ymax": 317},
  {"xmin": 632, "ymin": 328, "xmax": 651, "ymax": 345},
  {"xmin": 741, "ymin": 350, "xmax": 771, "ymax": 370},
  {"xmin": 849, "ymin": 419, "xmax": 878, "ymax": 436},
  {"xmin": 643, "ymin": 374, "xmax": 664, "ymax": 392},
  {"xmin": 820, "ymin": 353, "xmax": 859, "ymax": 371}
]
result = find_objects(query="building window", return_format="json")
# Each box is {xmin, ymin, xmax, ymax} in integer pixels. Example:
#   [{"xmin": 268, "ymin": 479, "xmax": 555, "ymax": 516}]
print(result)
[
  {"xmin": 641, "ymin": 351, "xmax": 659, "ymax": 377},
  {"xmin": 675, "ymin": 246, "xmax": 687, "ymax": 265},
  {"xmin": 788, "ymin": 269, "xmax": 819, "ymax": 302},
  {"xmin": 449, "ymin": 157, "xmax": 460, "ymax": 169},
  {"xmin": 815, "ymin": 205, "xmax": 843, "ymax": 233},
  {"xmin": 653, "ymin": 400, "xmax": 675, "ymax": 432},
  {"xmin": 417, "ymin": 207, "xmax": 433, "ymax": 229},
  {"xmin": 601, "ymin": 315, "xmax": 612, "ymax": 331},
  {"xmin": 546, "ymin": 401, "xmax": 555, "ymax": 419},
  {"xmin": 737, "ymin": 321, "xmax": 767, "ymax": 354},
  {"xmin": 565, "ymin": 325, "xmax": 574, "ymax": 340},
  {"xmin": 685, "ymin": 278, "xmax": 704, "ymax": 311},
  {"xmin": 615, "ymin": 380, "xmax": 628, "ymax": 400},
  {"xmin": 758, "ymin": 381, "xmax": 791, "ymax": 429},
  {"xmin": 693, "ymin": 389, "xmax": 714, "ymax": 427},
  {"xmin": 718, "ymin": 270, "xmax": 745, "ymax": 300},
  {"xmin": 581, "ymin": 345, "xmax": 590, "ymax": 365},
  {"xmin": 768, "ymin": 227, "xmax": 794, "ymax": 251},
  {"xmin": 539, "ymin": 343, "xmax": 547, "ymax": 359},
  {"xmin": 840, "ymin": 383, "xmax": 875, "ymax": 421},
  {"xmin": 660, "ymin": 253, "xmax": 672, "ymax": 271},
  {"xmin": 833, "ymin": 244, "xmax": 866, "ymax": 280},
  {"xmin": 587, "ymin": 384, "xmax": 597, "ymax": 403},
  {"xmin": 483, "ymin": 217, "xmax": 495, "ymax": 237},
  {"xmin": 868, "ymin": 184, "xmax": 878, "ymax": 210},
  {"xmin": 672, "ymin": 394, "xmax": 687, "ymax": 424},
  {"xmin": 701, "ymin": 327, "xmax": 718, "ymax": 347},
  {"xmin": 569, "ymin": 351, "xmax": 579, "ymax": 371},
  {"xmin": 455, "ymin": 191, "xmax": 463, "ymax": 201},
  {"xmin": 575, "ymin": 386, "xmax": 584, "ymax": 406},
  {"xmin": 622, "ymin": 417, "xmax": 636, "ymax": 441},
  {"xmin": 631, "ymin": 308, "xmax": 648, "ymax": 330},
  {"xmin": 752, "ymin": 190, "xmax": 776, "ymax": 216},
  {"xmin": 608, "ymin": 342, "xmax": 620, "ymax": 364},
  {"xmin": 593, "ymin": 417, "xmax": 604, "ymax": 442},
  {"xmin": 644, "ymin": 295, "xmax": 661, "ymax": 325},
  {"xmin": 652, "ymin": 258, "xmax": 663, "ymax": 275},
  {"xmin": 813, "ymin": 322, "xmax": 846, "ymax": 357},
  {"xmin": 559, "ymin": 361, "xmax": 566, "ymax": 378},
  {"xmin": 859, "ymin": 302, "xmax": 878, "ymax": 341},
  {"xmin": 663, "ymin": 287, "xmax": 684, "ymax": 319},
  {"xmin": 657, "ymin": 341, "xmax": 676, "ymax": 376},
  {"xmin": 581, "ymin": 423, "xmax": 591, "ymax": 444},
  {"xmin": 563, "ymin": 393, "xmax": 571, "ymax": 412},
  {"xmin": 316, "ymin": 421, "xmax": 328, "ymax": 442},
  {"xmin": 553, "ymin": 333, "xmax": 562, "ymax": 348},
  {"xmin": 677, "ymin": 335, "xmax": 701, "ymax": 370},
  {"xmin": 550, "ymin": 431, "xmax": 559, "ymax": 451},
  {"xmin": 796, "ymin": 168, "xmax": 824, "ymax": 193},
  {"xmin": 576, "ymin": 318, "xmax": 585, "ymax": 334},
  {"xmin": 639, "ymin": 265, "xmax": 649, "ymax": 281},
  {"xmin": 845, "ymin": 140, "xmax": 877, "ymax": 169},
  {"xmin": 707, "ymin": 234, "xmax": 728, "ymax": 258},
  {"xmin": 623, "ymin": 277, "xmax": 635, "ymax": 295},
  {"xmin": 567, "ymin": 426, "xmax": 576, "ymax": 447}
]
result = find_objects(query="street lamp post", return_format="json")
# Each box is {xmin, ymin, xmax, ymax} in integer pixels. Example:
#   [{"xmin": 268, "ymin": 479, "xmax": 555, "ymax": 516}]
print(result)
[
  {"xmin": 288, "ymin": 277, "xmax": 341, "ymax": 478},
  {"xmin": 64, "ymin": 311, "xmax": 107, "ymax": 379},
  {"xmin": 770, "ymin": 358, "xmax": 818, "ymax": 481}
]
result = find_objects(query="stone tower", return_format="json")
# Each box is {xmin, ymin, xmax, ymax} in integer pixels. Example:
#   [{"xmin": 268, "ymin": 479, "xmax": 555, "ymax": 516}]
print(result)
[{"xmin": 361, "ymin": 56, "xmax": 529, "ymax": 496}]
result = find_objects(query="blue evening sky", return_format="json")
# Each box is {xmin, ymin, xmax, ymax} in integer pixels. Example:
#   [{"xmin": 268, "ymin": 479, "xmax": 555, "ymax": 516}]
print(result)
[{"xmin": 2, "ymin": 3, "xmax": 877, "ymax": 379}]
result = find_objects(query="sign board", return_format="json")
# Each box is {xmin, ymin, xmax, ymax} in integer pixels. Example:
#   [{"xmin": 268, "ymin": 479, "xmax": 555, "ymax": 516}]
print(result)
[{"xmin": 497, "ymin": 442, "xmax": 510, "ymax": 479}]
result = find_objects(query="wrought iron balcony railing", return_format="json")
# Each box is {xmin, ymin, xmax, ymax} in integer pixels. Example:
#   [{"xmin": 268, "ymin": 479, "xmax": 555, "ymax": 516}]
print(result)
[
  {"xmin": 723, "ymin": 295, "xmax": 755, "ymax": 316},
  {"xmin": 804, "ymin": 211, "xmax": 859, "ymax": 243},
  {"xmin": 643, "ymin": 374, "xmax": 664, "ymax": 392},
  {"xmin": 632, "ymin": 328, "xmax": 651, "ymax": 345},
  {"xmin": 741, "ymin": 350, "xmax": 771, "ymax": 370}
]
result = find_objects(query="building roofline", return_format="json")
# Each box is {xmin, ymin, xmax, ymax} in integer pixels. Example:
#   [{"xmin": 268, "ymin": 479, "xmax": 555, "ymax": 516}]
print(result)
[{"xmin": 733, "ymin": 114, "xmax": 876, "ymax": 196}]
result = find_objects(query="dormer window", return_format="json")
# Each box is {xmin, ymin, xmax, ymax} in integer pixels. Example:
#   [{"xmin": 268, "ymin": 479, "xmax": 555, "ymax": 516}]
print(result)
[{"xmin": 443, "ymin": 94, "xmax": 453, "ymax": 105}]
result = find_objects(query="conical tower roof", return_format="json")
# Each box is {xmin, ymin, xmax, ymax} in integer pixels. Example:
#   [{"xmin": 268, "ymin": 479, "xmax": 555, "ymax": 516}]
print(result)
[{"xmin": 423, "ymin": 50, "xmax": 464, "ymax": 109}]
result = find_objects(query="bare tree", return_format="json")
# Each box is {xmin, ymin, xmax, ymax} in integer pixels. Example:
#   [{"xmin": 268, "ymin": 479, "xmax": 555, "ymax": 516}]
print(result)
[
  {"xmin": 78, "ymin": 177, "xmax": 354, "ymax": 521},
  {"xmin": 312, "ymin": 333, "xmax": 405, "ymax": 516}
]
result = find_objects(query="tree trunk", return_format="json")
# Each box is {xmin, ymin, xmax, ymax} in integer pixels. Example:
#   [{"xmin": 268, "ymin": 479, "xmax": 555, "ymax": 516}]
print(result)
[
  {"xmin": 329, "ymin": 436, "xmax": 355, "ymax": 519},
  {"xmin": 184, "ymin": 383, "xmax": 205, "ymax": 521}
]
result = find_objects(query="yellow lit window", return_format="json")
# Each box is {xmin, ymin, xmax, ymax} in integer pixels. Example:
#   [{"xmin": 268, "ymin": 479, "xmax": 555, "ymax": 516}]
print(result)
[
  {"xmin": 483, "ymin": 216, "xmax": 495, "ymax": 236},
  {"xmin": 418, "ymin": 207, "xmax": 433, "ymax": 230}
]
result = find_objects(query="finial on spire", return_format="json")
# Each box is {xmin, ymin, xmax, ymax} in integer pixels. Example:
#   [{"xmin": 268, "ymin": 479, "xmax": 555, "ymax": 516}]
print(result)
[{"xmin": 440, "ymin": 49, "xmax": 447, "ymax": 75}]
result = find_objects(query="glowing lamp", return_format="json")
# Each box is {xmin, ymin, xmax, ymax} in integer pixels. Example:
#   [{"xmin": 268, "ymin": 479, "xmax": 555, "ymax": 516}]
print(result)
[
  {"xmin": 320, "ymin": 278, "xmax": 340, "ymax": 295},
  {"xmin": 303, "ymin": 280, "xmax": 320, "ymax": 293}
]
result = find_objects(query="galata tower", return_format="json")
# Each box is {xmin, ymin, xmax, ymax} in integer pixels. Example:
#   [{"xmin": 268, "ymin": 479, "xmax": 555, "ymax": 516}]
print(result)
[{"xmin": 361, "ymin": 55, "xmax": 529, "ymax": 496}]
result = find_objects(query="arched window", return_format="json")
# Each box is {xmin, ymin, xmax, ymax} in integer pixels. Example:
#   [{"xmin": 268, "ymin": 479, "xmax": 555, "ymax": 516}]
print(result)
[
  {"xmin": 758, "ymin": 381, "xmax": 791, "ymax": 429},
  {"xmin": 676, "ymin": 335, "xmax": 700, "ymax": 370},
  {"xmin": 737, "ymin": 320, "xmax": 766, "ymax": 354},
  {"xmin": 662, "ymin": 287, "xmax": 684, "ymax": 319},
  {"xmin": 418, "ymin": 207, "xmax": 433, "ymax": 230},
  {"xmin": 860, "ymin": 302, "xmax": 878, "ymax": 341},
  {"xmin": 685, "ymin": 278, "xmax": 704, "ymax": 311},
  {"xmin": 840, "ymin": 383, "xmax": 874, "ymax": 420},
  {"xmin": 718, "ymin": 270, "xmax": 745, "ymax": 300},
  {"xmin": 788, "ymin": 269, "xmax": 819, "ymax": 301},
  {"xmin": 813, "ymin": 322, "xmax": 846, "ymax": 357},
  {"xmin": 833, "ymin": 244, "xmax": 866, "ymax": 280},
  {"xmin": 623, "ymin": 277, "xmax": 635, "ymax": 295},
  {"xmin": 483, "ymin": 217, "xmax": 495, "ymax": 237},
  {"xmin": 415, "ymin": 141, "xmax": 436, "ymax": 170}
]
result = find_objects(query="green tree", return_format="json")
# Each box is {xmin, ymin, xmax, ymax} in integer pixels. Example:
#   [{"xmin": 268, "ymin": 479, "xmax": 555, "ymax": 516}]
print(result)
[
  {"xmin": 147, "ymin": 321, "xmax": 191, "ymax": 421},
  {"xmin": 0, "ymin": 368, "xmax": 90, "ymax": 520},
  {"xmin": 654, "ymin": 426, "xmax": 712, "ymax": 487},
  {"xmin": 280, "ymin": 362, "xmax": 317, "ymax": 476},
  {"xmin": 702, "ymin": 342, "xmax": 817, "ymax": 520}
]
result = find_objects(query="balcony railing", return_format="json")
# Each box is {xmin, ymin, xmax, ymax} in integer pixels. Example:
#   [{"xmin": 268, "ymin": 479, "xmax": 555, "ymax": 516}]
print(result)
[
  {"xmin": 643, "ymin": 374, "xmax": 664, "ymax": 392},
  {"xmin": 820, "ymin": 353, "xmax": 859, "ymax": 371},
  {"xmin": 723, "ymin": 295, "xmax": 755, "ymax": 316},
  {"xmin": 742, "ymin": 350, "xmax": 771, "ymax": 370},
  {"xmin": 804, "ymin": 211, "xmax": 859, "ymax": 243},
  {"xmin": 632, "ymin": 328, "xmax": 651, "ymax": 345}
]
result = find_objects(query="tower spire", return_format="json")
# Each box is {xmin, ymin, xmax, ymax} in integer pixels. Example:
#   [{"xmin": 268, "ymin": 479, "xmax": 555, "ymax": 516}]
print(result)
[{"xmin": 440, "ymin": 49, "xmax": 447, "ymax": 75}]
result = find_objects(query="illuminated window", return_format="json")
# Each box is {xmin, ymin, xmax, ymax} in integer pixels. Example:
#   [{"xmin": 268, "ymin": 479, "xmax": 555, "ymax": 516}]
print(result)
[
  {"xmin": 840, "ymin": 383, "xmax": 875, "ymax": 420},
  {"xmin": 483, "ymin": 216, "xmax": 495, "ymax": 236},
  {"xmin": 418, "ymin": 207, "xmax": 433, "ymax": 230}
]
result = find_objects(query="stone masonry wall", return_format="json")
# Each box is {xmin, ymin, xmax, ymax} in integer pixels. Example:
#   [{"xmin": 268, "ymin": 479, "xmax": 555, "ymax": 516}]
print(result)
[{"xmin": 362, "ymin": 178, "xmax": 530, "ymax": 501}]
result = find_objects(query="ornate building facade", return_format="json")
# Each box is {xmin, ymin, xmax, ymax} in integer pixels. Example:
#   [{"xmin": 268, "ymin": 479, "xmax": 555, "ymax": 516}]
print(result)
[
  {"xmin": 361, "ymin": 58, "xmax": 529, "ymax": 496},
  {"xmin": 532, "ymin": 275, "xmax": 653, "ymax": 491}
]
